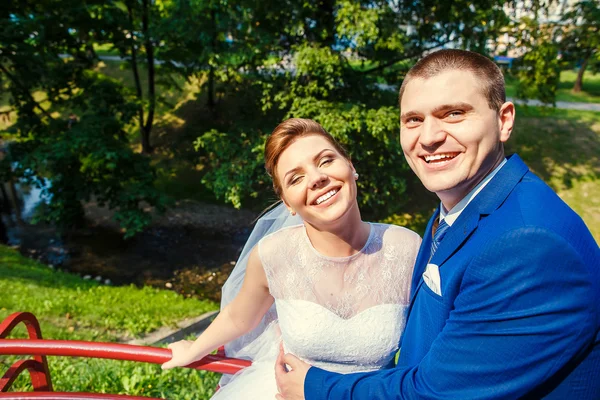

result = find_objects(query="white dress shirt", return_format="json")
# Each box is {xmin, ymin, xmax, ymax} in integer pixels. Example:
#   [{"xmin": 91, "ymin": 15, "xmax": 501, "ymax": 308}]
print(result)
[{"xmin": 440, "ymin": 158, "xmax": 507, "ymax": 227}]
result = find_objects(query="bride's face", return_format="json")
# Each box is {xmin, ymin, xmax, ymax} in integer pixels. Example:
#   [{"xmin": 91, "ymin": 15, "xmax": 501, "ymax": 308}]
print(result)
[{"xmin": 276, "ymin": 134, "xmax": 358, "ymax": 226}]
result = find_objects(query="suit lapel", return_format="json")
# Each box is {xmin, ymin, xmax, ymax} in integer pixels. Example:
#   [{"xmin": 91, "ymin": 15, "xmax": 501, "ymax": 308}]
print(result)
[
  {"xmin": 406, "ymin": 154, "xmax": 531, "ymax": 319},
  {"xmin": 407, "ymin": 211, "xmax": 438, "ymax": 308},
  {"xmin": 429, "ymin": 204, "xmax": 479, "ymax": 266},
  {"xmin": 430, "ymin": 154, "xmax": 530, "ymax": 268}
]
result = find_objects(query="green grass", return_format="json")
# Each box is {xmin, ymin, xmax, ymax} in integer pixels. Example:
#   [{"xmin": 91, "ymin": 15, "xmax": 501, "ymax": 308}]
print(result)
[
  {"xmin": 506, "ymin": 69, "xmax": 600, "ymax": 104},
  {"xmin": 384, "ymin": 105, "xmax": 600, "ymax": 242},
  {"xmin": 0, "ymin": 245, "xmax": 220, "ymax": 398},
  {"xmin": 508, "ymin": 106, "xmax": 600, "ymax": 240},
  {"xmin": 94, "ymin": 43, "xmax": 120, "ymax": 58}
]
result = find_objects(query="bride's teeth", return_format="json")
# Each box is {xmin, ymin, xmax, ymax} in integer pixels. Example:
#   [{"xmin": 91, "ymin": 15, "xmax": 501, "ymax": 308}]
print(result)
[{"xmin": 316, "ymin": 189, "xmax": 338, "ymax": 205}]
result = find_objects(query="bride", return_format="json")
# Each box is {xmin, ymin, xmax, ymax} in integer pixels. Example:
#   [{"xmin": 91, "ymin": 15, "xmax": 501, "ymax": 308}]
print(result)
[{"xmin": 161, "ymin": 118, "xmax": 421, "ymax": 399}]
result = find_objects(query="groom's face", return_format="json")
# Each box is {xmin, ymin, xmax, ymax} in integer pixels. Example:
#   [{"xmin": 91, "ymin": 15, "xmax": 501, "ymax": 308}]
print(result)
[{"xmin": 399, "ymin": 69, "xmax": 512, "ymax": 210}]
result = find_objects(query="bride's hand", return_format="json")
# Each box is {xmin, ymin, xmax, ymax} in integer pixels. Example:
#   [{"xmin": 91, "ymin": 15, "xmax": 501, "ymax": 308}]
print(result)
[{"xmin": 161, "ymin": 340, "xmax": 202, "ymax": 370}]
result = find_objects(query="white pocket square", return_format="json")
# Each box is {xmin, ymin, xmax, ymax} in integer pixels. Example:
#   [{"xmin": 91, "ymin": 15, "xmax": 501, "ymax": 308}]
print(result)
[{"xmin": 422, "ymin": 263, "xmax": 442, "ymax": 296}]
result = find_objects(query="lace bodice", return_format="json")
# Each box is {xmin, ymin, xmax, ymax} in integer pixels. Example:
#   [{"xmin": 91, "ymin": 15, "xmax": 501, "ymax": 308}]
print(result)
[
  {"xmin": 258, "ymin": 223, "xmax": 420, "ymax": 372},
  {"xmin": 259, "ymin": 223, "xmax": 420, "ymax": 318}
]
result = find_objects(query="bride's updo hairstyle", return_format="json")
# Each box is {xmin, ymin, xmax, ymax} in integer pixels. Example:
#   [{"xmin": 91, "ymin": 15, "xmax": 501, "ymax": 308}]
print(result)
[{"xmin": 265, "ymin": 118, "xmax": 350, "ymax": 197}]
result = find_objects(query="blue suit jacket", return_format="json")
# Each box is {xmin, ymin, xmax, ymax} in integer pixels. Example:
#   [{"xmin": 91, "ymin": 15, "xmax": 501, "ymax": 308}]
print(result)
[{"xmin": 305, "ymin": 155, "xmax": 600, "ymax": 399}]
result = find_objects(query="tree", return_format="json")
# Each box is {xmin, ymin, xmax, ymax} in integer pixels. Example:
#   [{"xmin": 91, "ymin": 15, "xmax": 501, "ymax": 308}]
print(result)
[
  {"xmin": 560, "ymin": 0, "xmax": 600, "ymax": 93},
  {"xmin": 0, "ymin": 0, "xmax": 167, "ymax": 237},
  {"xmin": 193, "ymin": 0, "xmax": 521, "ymax": 216},
  {"xmin": 506, "ymin": 16, "xmax": 561, "ymax": 105},
  {"xmin": 102, "ymin": 0, "xmax": 160, "ymax": 154}
]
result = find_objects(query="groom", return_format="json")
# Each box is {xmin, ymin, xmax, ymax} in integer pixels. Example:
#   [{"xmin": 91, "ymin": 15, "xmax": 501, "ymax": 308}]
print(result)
[{"xmin": 275, "ymin": 49, "xmax": 600, "ymax": 399}]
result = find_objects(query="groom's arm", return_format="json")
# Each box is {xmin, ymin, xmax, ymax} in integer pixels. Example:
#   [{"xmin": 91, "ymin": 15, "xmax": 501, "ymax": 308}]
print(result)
[{"xmin": 305, "ymin": 227, "xmax": 597, "ymax": 400}]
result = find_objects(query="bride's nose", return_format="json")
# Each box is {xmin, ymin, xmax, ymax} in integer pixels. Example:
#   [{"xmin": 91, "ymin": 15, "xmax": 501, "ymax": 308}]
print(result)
[{"xmin": 308, "ymin": 168, "xmax": 328, "ymax": 189}]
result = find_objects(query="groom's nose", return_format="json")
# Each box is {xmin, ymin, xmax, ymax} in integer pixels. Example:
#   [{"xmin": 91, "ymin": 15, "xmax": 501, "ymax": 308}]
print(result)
[{"xmin": 419, "ymin": 117, "xmax": 447, "ymax": 148}]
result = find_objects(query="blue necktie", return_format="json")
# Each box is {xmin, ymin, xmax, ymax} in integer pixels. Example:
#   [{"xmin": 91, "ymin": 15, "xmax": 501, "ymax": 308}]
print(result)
[{"xmin": 431, "ymin": 218, "xmax": 450, "ymax": 258}]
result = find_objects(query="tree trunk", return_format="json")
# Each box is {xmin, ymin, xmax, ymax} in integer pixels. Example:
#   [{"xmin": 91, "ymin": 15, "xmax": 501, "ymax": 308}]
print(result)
[
  {"xmin": 207, "ymin": 8, "xmax": 217, "ymax": 109},
  {"xmin": 208, "ymin": 65, "xmax": 216, "ymax": 108},
  {"xmin": 142, "ymin": 0, "xmax": 155, "ymax": 154},
  {"xmin": 8, "ymin": 180, "xmax": 22, "ymax": 223},
  {"xmin": 127, "ymin": 3, "xmax": 148, "ymax": 152},
  {"xmin": 0, "ymin": 183, "xmax": 8, "ymax": 212},
  {"xmin": 573, "ymin": 56, "xmax": 589, "ymax": 93},
  {"xmin": 141, "ymin": 126, "xmax": 152, "ymax": 154},
  {"xmin": 317, "ymin": 0, "xmax": 336, "ymax": 47},
  {"xmin": 0, "ymin": 216, "xmax": 7, "ymax": 243}
]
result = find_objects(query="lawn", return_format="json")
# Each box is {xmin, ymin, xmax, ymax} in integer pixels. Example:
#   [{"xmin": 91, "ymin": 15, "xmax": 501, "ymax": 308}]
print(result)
[
  {"xmin": 94, "ymin": 43, "xmax": 120, "ymax": 58},
  {"xmin": 0, "ymin": 245, "xmax": 220, "ymax": 398},
  {"xmin": 508, "ymin": 106, "xmax": 600, "ymax": 240},
  {"xmin": 506, "ymin": 69, "xmax": 600, "ymax": 104}
]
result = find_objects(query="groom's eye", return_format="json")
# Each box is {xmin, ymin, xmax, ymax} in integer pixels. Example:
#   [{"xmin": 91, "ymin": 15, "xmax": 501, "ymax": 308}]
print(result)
[
  {"xmin": 444, "ymin": 110, "xmax": 466, "ymax": 122},
  {"xmin": 404, "ymin": 117, "xmax": 422, "ymax": 127}
]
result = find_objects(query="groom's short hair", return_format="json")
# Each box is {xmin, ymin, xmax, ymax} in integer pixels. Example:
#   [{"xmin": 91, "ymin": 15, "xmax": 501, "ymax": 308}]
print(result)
[{"xmin": 399, "ymin": 49, "xmax": 506, "ymax": 113}]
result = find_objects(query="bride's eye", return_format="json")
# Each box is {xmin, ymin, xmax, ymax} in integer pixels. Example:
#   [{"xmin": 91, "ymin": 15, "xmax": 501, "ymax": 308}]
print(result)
[
  {"xmin": 290, "ymin": 175, "xmax": 303, "ymax": 185},
  {"xmin": 319, "ymin": 158, "xmax": 333, "ymax": 167}
]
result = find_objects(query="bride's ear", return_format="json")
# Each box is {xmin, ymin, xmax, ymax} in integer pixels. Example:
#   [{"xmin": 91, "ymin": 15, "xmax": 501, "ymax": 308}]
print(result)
[
  {"xmin": 281, "ymin": 198, "xmax": 295, "ymax": 216},
  {"xmin": 350, "ymin": 162, "xmax": 358, "ymax": 180}
]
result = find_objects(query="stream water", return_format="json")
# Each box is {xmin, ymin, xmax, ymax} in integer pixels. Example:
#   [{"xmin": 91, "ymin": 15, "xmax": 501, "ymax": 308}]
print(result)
[{"xmin": 0, "ymin": 178, "xmax": 256, "ymax": 302}]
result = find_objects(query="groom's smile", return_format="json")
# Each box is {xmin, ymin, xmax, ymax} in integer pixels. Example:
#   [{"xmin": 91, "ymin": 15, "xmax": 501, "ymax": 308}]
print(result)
[
  {"xmin": 399, "ymin": 69, "xmax": 513, "ymax": 210},
  {"xmin": 422, "ymin": 152, "xmax": 460, "ymax": 165}
]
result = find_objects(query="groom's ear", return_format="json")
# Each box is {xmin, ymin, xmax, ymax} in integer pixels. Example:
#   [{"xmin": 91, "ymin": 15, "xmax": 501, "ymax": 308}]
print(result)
[{"xmin": 498, "ymin": 101, "xmax": 515, "ymax": 143}]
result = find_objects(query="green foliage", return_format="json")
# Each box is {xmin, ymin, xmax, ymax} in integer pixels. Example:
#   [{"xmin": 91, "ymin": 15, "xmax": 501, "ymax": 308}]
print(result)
[
  {"xmin": 196, "ymin": 41, "xmax": 411, "ymax": 216},
  {"xmin": 1, "ymin": 1, "xmax": 168, "ymax": 237},
  {"xmin": 187, "ymin": 0, "xmax": 534, "ymax": 214},
  {"xmin": 515, "ymin": 40, "xmax": 561, "ymax": 105},
  {"xmin": 559, "ymin": 0, "xmax": 600, "ymax": 91},
  {"xmin": 3, "ymin": 356, "xmax": 219, "ymax": 399},
  {"xmin": 505, "ymin": 15, "xmax": 561, "ymax": 105},
  {"xmin": 1, "ymin": 0, "xmax": 575, "ymax": 228},
  {"xmin": 194, "ymin": 129, "xmax": 268, "ymax": 209},
  {"xmin": 505, "ymin": 70, "xmax": 600, "ymax": 103}
]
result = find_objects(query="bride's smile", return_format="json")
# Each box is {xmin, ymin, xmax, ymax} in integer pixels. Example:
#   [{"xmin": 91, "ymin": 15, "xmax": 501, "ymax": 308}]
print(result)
[
  {"xmin": 275, "ymin": 134, "xmax": 359, "ymax": 227},
  {"xmin": 311, "ymin": 186, "xmax": 341, "ymax": 206}
]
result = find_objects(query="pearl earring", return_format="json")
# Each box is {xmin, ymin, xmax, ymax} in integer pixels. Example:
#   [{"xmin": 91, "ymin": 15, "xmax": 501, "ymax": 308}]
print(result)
[
  {"xmin": 353, "ymin": 172, "xmax": 359, "ymax": 180},
  {"xmin": 290, "ymin": 210, "xmax": 296, "ymax": 216}
]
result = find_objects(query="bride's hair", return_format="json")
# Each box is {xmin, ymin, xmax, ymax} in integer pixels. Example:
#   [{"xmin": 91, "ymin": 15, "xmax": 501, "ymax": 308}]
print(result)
[{"xmin": 265, "ymin": 118, "xmax": 350, "ymax": 197}]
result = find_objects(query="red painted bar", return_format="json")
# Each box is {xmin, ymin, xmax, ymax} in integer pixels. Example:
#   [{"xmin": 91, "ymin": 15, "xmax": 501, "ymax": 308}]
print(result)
[
  {"xmin": 0, "ymin": 313, "xmax": 52, "ymax": 391},
  {"xmin": 0, "ymin": 359, "xmax": 51, "ymax": 392},
  {"xmin": 0, "ymin": 313, "xmax": 43, "ymax": 340},
  {"xmin": 0, "ymin": 393, "xmax": 162, "ymax": 399},
  {"xmin": 0, "ymin": 339, "xmax": 250, "ymax": 375}
]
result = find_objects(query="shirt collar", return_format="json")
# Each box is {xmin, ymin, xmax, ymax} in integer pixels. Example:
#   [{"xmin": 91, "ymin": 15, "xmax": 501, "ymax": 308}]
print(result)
[{"xmin": 440, "ymin": 158, "xmax": 507, "ymax": 227}]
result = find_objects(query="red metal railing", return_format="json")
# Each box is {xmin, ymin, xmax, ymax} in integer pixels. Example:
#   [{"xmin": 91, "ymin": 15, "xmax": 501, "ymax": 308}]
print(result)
[
  {"xmin": 0, "ymin": 394, "xmax": 159, "ymax": 399},
  {"xmin": 0, "ymin": 312, "xmax": 52, "ymax": 393},
  {"xmin": 0, "ymin": 312, "xmax": 250, "ymax": 398}
]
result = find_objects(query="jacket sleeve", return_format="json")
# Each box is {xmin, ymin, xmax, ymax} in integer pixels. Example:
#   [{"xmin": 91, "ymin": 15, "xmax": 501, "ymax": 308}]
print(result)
[{"xmin": 305, "ymin": 227, "xmax": 597, "ymax": 400}]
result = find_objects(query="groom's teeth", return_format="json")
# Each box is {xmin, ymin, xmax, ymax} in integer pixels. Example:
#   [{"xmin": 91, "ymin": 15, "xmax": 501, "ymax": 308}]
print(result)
[
  {"xmin": 316, "ymin": 189, "xmax": 338, "ymax": 205},
  {"xmin": 424, "ymin": 153, "xmax": 457, "ymax": 163}
]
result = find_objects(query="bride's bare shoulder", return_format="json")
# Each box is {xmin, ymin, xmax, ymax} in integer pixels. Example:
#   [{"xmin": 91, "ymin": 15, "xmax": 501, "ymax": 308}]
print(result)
[{"xmin": 372, "ymin": 223, "xmax": 422, "ymax": 244}]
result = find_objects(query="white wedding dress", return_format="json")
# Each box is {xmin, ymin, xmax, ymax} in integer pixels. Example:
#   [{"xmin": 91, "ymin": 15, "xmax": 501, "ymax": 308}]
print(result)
[{"xmin": 213, "ymin": 223, "xmax": 420, "ymax": 399}]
